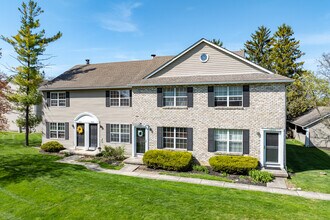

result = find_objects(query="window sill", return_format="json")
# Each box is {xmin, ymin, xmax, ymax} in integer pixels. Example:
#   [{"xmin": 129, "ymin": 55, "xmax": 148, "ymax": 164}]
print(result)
[
  {"xmin": 214, "ymin": 107, "xmax": 245, "ymax": 110},
  {"xmin": 162, "ymin": 106, "xmax": 188, "ymax": 110},
  {"xmin": 214, "ymin": 152, "xmax": 243, "ymax": 156},
  {"xmin": 162, "ymin": 148, "xmax": 187, "ymax": 151}
]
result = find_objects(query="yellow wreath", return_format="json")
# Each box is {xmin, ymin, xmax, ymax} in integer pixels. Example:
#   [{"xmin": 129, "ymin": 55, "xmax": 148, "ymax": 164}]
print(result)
[{"xmin": 77, "ymin": 126, "xmax": 84, "ymax": 134}]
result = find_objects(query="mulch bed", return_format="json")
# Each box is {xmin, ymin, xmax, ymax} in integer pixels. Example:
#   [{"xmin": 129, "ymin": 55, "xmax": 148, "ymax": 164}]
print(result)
[{"xmin": 137, "ymin": 165, "xmax": 265, "ymax": 186}]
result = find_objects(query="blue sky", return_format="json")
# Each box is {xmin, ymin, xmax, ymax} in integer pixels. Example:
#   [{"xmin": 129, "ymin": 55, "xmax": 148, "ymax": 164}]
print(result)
[{"xmin": 0, "ymin": 0, "xmax": 330, "ymax": 77}]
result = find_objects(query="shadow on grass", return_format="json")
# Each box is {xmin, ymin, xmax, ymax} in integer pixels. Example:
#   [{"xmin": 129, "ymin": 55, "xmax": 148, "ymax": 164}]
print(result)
[
  {"xmin": 287, "ymin": 140, "xmax": 330, "ymax": 173},
  {"xmin": 0, "ymin": 154, "xmax": 86, "ymax": 186}
]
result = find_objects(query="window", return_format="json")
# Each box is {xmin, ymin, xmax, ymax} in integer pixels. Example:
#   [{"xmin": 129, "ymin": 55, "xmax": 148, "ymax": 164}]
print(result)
[
  {"xmin": 163, "ymin": 88, "xmax": 187, "ymax": 107},
  {"xmin": 163, "ymin": 127, "xmax": 187, "ymax": 149},
  {"xmin": 214, "ymin": 129, "xmax": 243, "ymax": 153},
  {"xmin": 110, "ymin": 124, "xmax": 130, "ymax": 143},
  {"xmin": 110, "ymin": 90, "xmax": 130, "ymax": 107},
  {"xmin": 50, "ymin": 92, "xmax": 66, "ymax": 107},
  {"xmin": 50, "ymin": 122, "xmax": 65, "ymax": 139},
  {"xmin": 214, "ymin": 86, "xmax": 243, "ymax": 107}
]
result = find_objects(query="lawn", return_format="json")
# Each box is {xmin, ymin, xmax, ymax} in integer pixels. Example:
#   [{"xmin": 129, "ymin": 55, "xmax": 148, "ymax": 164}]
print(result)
[
  {"xmin": 0, "ymin": 132, "xmax": 329, "ymax": 219},
  {"xmin": 287, "ymin": 139, "xmax": 330, "ymax": 194}
]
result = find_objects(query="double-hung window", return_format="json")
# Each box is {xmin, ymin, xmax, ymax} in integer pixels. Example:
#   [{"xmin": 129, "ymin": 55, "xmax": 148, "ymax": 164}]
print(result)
[
  {"xmin": 50, "ymin": 122, "xmax": 65, "ymax": 139},
  {"xmin": 163, "ymin": 88, "xmax": 187, "ymax": 107},
  {"xmin": 214, "ymin": 129, "xmax": 243, "ymax": 153},
  {"xmin": 110, "ymin": 90, "xmax": 130, "ymax": 107},
  {"xmin": 214, "ymin": 86, "xmax": 243, "ymax": 107},
  {"xmin": 163, "ymin": 127, "xmax": 187, "ymax": 149},
  {"xmin": 50, "ymin": 92, "xmax": 66, "ymax": 107},
  {"xmin": 110, "ymin": 124, "xmax": 130, "ymax": 143}
]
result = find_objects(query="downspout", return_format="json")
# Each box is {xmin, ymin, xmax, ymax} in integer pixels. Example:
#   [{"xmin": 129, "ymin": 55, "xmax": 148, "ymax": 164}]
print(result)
[{"xmin": 304, "ymin": 127, "xmax": 310, "ymax": 147}]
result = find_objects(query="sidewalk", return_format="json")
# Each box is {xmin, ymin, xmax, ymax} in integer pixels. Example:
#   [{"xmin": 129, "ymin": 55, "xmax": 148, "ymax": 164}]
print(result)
[{"xmin": 58, "ymin": 156, "xmax": 330, "ymax": 201}]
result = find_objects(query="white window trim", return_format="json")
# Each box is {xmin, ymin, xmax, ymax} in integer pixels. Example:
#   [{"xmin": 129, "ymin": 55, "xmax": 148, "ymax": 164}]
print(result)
[
  {"xmin": 50, "ymin": 92, "xmax": 66, "ymax": 107},
  {"xmin": 215, "ymin": 129, "xmax": 243, "ymax": 153},
  {"xmin": 109, "ymin": 123, "xmax": 131, "ymax": 143},
  {"xmin": 49, "ymin": 122, "xmax": 65, "ymax": 139},
  {"xmin": 214, "ymin": 86, "xmax": 243, "ymax": 107},
  {"xmin": 163, "ymin": 88, "xmax": 187, "ymax": 107},
  {"xmin": 109, "ymin": 90, "xmax": 130, "ymax": 107},
  {"xmin": 163, "ymin": 127, "xmax": 188, "ymax": 149}
]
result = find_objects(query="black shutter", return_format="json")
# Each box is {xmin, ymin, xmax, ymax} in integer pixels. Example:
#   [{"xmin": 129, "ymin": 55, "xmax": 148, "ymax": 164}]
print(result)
[
  {"xmin": 65, "ymin": 122, "xmax": 69, "ymax": 140},
  {"xmin": 66, "ymin": 92, "xmax": 70, "ymax": 107},
  {"xmin": 46, "ymin": 92, "xmax": 50, "ymax": 107},
  {"xmin": 46, "ymin": 122, "xmax": 49, "ymax": 139},
  {"xmin": 129, "ymin": 90, "xmax": 132, "ymax": 107},
  {"xmin": 106, "ymin": 124, "xmax": 110, "ymax": 142},
  {"xmin": 106, "ymin": 91, "xmax": 110, "ymax": 107},
  {"xmin": 157, "ymin": 127, "xmax": 163, "ymax": 149},
  {"xmin": 157, "ymin": 88, "xmax": 163, "ymax": 107},
  {"xmin": 208, "ymin": 86, "xmax": 214, "ymax": 107},
  {"xmin": 129, "ymin": 124, "xmax": 132, "ymax": 143},
  {"xmin": 208, "ymin": 128, "xmax": 215, "ymax": 152},
  {"xmin": 243, "ymin": 129, "xmax": 250, "ymax": 154},
  {"xmin": 243, "ymin": 85, "xmax": 250, "ymax": 107},
  {"xmin": 187, "ymin": 128, "xmax": 193, "ymax": 151},
  {"xmin": 187, "ymin": 87, "xmax": 193, "ymax": 107}
]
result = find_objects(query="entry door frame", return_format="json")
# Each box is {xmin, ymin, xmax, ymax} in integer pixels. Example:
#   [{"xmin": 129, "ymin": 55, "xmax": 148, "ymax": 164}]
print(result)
[
  {"xmin": 260, "ymin": 128, "xmax": 285, "ymax": 169},
  {"xmin": 73, "ymin": 112, "xmax": 100, "ymax": 151},
  {"xmin": 131, "ymin": 124, "xmax": 149, "ymax": 157}
]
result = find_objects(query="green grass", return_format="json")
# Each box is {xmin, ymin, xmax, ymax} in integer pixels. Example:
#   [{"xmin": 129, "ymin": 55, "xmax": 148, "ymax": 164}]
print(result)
[
  {"xmin": 0, "ymin": 132, "xmax": 329, "ymax": 219},
  {"xmin": 287, "ymin": 139, "xmax": 330, "ymax": 193},
  {"xmin": 159, "ymin": 171, "xmax": 233, "ymax": 183},
  {"xmin": 79, "ymin": 159, "xmax": 124, "ymax": 170}
]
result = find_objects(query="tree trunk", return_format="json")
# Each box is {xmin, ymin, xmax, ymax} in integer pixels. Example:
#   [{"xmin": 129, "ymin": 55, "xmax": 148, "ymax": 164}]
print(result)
[{"xmin": 25, "ymin": 105, "xmax": 29, "ymax": 146}]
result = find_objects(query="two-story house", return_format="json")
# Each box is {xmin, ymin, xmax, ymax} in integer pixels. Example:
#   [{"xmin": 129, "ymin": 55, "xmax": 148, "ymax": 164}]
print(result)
[{"xmin": 39, "ymin": 39, "xmax": 293, "ymax": 169}]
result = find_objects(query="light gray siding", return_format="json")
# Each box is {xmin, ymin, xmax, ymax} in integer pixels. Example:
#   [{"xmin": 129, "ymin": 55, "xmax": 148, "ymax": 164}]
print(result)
[
  {"xmin": 153, "ymin": 42, "xmax": 266, "ymax": 78},
  {"xmin": 309, "ymin": 119, "xmax": 330, "ymax": 148}
]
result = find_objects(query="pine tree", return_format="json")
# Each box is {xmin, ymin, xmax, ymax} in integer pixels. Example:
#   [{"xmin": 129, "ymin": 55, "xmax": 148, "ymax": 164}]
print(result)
[
  {"xmin": 1, "ymin": 0, "xmax": 62, "ymax": 146},
  {"xmin": 244, "ymin": 26, "xmax": 272, "ymax": 69},
  {"xmin": 211, "ymin": 39, "xmax": 224, "ymax": 47},
  {"xmin": 269, "ymin": 24, "xmax": 304, "ymax": 78}
]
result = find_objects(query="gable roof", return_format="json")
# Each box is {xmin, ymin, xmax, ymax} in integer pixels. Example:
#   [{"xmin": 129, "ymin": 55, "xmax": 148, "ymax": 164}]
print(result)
[
  {"xmin": 144, "ymin": 38, "xmax": 275, "ymax": 79},
  {"xmin": 39, "ymin": 56, "xmax": 173, "ymax": 91},
  {"xmin": 290, "ymin": 107, "xmax": 330, "ymax": 128}
]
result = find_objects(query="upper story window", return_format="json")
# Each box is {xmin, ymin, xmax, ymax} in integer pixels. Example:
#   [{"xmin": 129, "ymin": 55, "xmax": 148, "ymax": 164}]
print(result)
[
  {"xmin": 110, "ymin": 90, "xmax": 130, "ymax": 107},
  {"xmin": 50, "ymin": 92, "xmax": 66, "ymax": 107},
  {"xmin": 214, "ymin": 86, "xmax": 243, "ymax": 107},
  {"xmin": 214, "ymin": 129, "xmax": 243, "ymax": 153},
  {"xmin": 163, "ymin": 127, "xmax": 187, "ymax": 149},
  {"xmin": 50, "ymin": 122, "xmax": 65, "ymax": 139},
  {"xmin": 163, "ymin": 88, "xmax": 187, "ymax": 107}
]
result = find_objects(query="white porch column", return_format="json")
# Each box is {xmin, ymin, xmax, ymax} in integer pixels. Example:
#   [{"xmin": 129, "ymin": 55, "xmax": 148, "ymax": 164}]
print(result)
[
  {"xmin": 132, "ymin": 125, "xmax": 136, "ymax": 157},
  {"xmin": 84, "ymin": 123, "xmax": 89, "ymax": 150}
]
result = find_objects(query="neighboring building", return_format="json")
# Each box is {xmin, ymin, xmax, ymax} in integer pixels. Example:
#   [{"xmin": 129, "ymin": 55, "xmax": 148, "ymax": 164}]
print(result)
[
  {"xmin": 4, "ymin": 82, "xmax": 42, "ymax": 132},
  {"xmin": 39, "ymin": 39, "xmax": 293, "ymax": 169},
  {"xmin": 289, "ymin": 107, "xmax": 330, "ymax": 148}
]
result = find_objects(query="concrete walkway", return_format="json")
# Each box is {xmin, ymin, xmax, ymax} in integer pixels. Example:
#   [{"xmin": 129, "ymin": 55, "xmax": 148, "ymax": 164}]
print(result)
[{"xmin": 58, "ymin": 156, "xmax": 330, "ymax": 201}]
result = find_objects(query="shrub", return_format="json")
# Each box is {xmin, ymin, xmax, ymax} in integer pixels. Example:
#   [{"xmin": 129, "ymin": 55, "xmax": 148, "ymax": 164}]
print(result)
[
  {"xmin": 209, "ymin": 155, "xmax": 258, "ymax": 175},
  {"xmin": 249, "ymin": 170, "xmax": 274, "ymax": 183},
  {"xmin": 193, "ymin": 165, "xmax": 209, "ymax": 174},
  {"xmin": 143, "ymin": 150, "xmax": 193, "ymax": 171},
  {"xmin": 41, "ymin": 141, "xmax": 64, "ymax": 152},
  {"xmin": 99, "ymin": 146, "xmax": 125, "ymax": 161}
]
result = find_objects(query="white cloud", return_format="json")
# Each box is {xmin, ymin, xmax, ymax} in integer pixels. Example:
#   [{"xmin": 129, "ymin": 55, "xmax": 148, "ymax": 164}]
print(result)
[
  {"xmin": 299, "ymin": 33, "xmax": 330, "ymax": 45},
  {"xmin": 98, "ymin": 2, "xmax": 142, "ymax": 33}
]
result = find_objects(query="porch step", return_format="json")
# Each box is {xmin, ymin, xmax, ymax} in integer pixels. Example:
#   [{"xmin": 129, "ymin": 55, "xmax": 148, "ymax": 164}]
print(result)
[
  {"xmin": 60, "ymin": 148, "xmax": 100, "ymax": 156},
  {"xmin": 123, "ymin": 156, "xmax": 144, "ymax": 165},
  {"xmin": 262, "ymin": 168, "xmax": 289, "ymax": 178}
]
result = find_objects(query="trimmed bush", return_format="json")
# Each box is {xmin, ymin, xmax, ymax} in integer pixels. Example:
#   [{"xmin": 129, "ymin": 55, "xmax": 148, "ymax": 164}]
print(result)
[
  {"xmin": 41, "ymin": 141, "xmax": 64, "ymax": 152},
  {"xmin": 99, "ymin": 146, "xmax": 125, "ymax": 161},
  {"xmin": 143, "ymin": 150, "xmax": 193, "ymax": 171},
  {"xmin": 209, "ymin": 155, "xmax": 258, "ymax": 175},
  {"xmin": 249, "ymin": 170, "xmax": 274, "ymax": 183}
]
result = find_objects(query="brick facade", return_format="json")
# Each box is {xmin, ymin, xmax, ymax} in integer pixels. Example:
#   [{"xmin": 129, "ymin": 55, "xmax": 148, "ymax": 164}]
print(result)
[{"xmin": 132, "ymin": 84, "xmax": 286, "ymax": 164}]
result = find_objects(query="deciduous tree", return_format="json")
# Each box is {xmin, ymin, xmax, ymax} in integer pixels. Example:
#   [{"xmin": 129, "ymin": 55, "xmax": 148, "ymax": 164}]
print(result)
[{"xmin": 1, "ymin": 0, "xmax": 62, "ymax": 145}]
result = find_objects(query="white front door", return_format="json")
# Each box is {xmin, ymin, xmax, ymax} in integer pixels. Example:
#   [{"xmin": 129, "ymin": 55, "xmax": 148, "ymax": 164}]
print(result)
[{"xmin": 261, "ymin": 129, "xmax": 285, "ymax": 169}]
